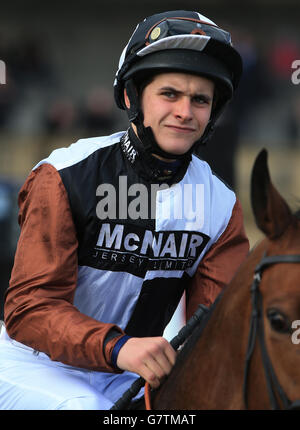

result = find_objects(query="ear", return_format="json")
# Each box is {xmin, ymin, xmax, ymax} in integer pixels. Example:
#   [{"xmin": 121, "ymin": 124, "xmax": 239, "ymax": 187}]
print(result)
[
  {"xmin": 123, "ymin": 88, "xmax": 130, "ymax": 109},
  {"xmin": 251, "ymin": 149, "xmax": 293, "ymax": 239}
]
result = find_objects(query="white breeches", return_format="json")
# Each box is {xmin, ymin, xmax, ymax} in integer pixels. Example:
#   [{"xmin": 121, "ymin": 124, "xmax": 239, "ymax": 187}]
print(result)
[{"xmin": 0, "ymin": 325, "xmax": 142, "ymax": 410}]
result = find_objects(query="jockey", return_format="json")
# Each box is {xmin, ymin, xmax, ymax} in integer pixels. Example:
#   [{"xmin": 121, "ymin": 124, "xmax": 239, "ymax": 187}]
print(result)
[{"xmin": 0, "ymin": 10, "xmax": 249, "ymax": 410}]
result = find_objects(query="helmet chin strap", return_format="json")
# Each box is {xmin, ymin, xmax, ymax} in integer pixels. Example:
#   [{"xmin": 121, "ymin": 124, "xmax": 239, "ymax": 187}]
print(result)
[{"xmin": 124, "ymin": 79, "xmax": 213, "ymax": 161}]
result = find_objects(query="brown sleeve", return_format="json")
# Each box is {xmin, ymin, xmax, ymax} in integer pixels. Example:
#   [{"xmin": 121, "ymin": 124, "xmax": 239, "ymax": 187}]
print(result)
[
  {"xmin": 4, "ymin": 163, "xmax": 124, "ymax": 372},
  {"xmin": 186, "ymin": 198, "xmax": 249, "ymax": 319}
]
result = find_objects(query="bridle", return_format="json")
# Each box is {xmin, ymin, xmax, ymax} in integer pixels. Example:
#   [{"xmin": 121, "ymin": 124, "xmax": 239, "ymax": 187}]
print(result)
[{"xmin": 243, "ymin": 252, "xmax": 300, "ymax": 410}]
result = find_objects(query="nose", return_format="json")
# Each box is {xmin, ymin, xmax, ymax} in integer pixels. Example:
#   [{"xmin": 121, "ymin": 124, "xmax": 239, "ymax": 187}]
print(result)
[{"xmin": 174, "ymin": 97, "xmax": 193, "ymax": 121}]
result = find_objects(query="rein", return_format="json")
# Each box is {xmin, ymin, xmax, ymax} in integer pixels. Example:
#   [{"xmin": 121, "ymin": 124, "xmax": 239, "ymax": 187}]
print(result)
[
  {"xmin": 110, "ymin": 304, "xmax": 209, "ymax": 410},
  {"xmin": 243, "ymin": 252, "xmax": 300, "ymax": 410}
]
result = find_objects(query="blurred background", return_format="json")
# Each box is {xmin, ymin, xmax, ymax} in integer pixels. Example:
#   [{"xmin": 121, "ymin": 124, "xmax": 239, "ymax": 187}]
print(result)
[{"xmin": 0, "ymin": 0, "xmax": 300, "ymax": 319}]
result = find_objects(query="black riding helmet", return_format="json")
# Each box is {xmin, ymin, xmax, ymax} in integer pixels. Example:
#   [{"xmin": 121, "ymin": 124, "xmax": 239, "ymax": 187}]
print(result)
[{"xmin": 114, "ymin": 10, "xmax": 243, "ymax": 160}]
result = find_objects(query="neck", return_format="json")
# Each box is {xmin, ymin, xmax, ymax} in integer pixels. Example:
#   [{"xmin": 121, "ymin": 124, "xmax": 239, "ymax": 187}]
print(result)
[
  {"xmin": 130, "ymin": 122, "xmax": 179, "ymax": 163},
  {"xmin": 153, "ymin": 260, "xmax": 255, "ymax": 409},
  {"xmin": 121, "ymin": 128, "xmax": 190, "ymax": 185},
  {"xmin": 152, "ymin": 153, "xmax": 176, "ymax": 163}
]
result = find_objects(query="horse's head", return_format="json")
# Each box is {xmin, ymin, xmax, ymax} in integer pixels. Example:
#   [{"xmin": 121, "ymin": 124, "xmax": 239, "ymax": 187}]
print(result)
[
  {"xmin": 149, "ymin": 149, "xmax": 300, "ymax": 411},
  {"xmin": 247, "ymin": 149, "xmax": 300, "ymax": 409}
]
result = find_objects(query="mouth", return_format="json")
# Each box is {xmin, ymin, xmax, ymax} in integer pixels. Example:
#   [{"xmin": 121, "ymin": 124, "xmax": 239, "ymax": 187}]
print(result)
[{"xmin": 165, "ymin": 125, "xmax": 196, "ymax": 133}]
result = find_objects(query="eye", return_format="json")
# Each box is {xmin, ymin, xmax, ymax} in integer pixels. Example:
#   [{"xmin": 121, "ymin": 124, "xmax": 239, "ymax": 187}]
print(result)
[
  {"xmin": 193, "ymin": 95, "xmax": 209, "ymax": 105},
  {"xmin": 161, "ymin": 91, "xmax": 176, "ymax": 99},
  {"xmin": 192, "ymin": 94, "xmax": 213, "ymax": 106},
  {"xmin": 267, "ymin": 308, "xmax": 291, "ymax": 334}
]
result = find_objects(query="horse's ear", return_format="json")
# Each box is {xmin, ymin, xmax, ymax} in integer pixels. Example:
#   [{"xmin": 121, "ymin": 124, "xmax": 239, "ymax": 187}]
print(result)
[{"xmin": 251, "ymin": 149, "xmax": 293, "ymax": 239}]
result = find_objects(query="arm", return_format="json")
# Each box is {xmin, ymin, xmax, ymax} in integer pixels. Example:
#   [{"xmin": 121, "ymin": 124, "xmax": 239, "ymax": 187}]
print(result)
[
  {"xmin": 4, "ymin": 163, "xmax": 125, "ymax": 372},
  {"xmin": 186, "ymin": 198, "xmax": 249, "ymax": 319}
]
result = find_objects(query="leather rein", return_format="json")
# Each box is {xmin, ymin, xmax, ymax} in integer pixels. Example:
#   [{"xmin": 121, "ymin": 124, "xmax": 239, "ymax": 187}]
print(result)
[{"xmin": 243, "ymin": 252, "xmax": 300, "ymax": 410}]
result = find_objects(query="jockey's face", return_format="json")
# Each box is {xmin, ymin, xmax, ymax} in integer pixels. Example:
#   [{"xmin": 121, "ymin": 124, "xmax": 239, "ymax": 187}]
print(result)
[{"xmin": 125, "ymin": 72, "xmax": 214, "ymax": 159}]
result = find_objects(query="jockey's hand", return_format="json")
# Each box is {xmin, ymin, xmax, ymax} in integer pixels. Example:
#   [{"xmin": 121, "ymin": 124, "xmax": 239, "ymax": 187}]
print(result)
[{"xmin": 116, "ymin": 337, "xmax": 177, "ymax": 388}]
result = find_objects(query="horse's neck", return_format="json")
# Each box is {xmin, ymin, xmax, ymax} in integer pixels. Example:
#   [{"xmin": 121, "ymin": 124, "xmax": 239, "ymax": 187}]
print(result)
[{"xmin": 154, "ymin": 246, "xmax": 266, "ymax": 409}]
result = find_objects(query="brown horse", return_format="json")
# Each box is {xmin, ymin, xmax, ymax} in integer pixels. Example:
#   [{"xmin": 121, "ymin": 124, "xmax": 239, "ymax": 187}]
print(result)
[{"xmin": 146, "ymin": 149, "xmax": 300, "ymax": 410}]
